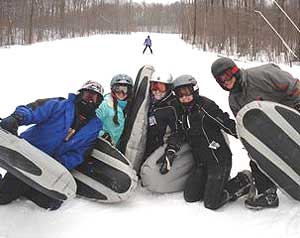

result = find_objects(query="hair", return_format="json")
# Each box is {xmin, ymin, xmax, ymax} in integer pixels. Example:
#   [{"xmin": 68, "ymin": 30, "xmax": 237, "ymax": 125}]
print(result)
[{"xmin": 111, "ymin": 86, "xmax": 133, "ymax": 126}]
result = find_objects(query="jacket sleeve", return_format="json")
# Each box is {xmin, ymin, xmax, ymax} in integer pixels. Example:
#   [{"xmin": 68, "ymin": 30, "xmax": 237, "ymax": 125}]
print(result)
[
  {"xmin": 15, "ymin": 99, "xmax": 61, "ymax": 125},
  {"xmin": 203, "ymin": 99, "xmax": 237, "ymax": 138},
  {"xmin": 57, "ymin": 140, "xmax": 95, "ymax": 170}
]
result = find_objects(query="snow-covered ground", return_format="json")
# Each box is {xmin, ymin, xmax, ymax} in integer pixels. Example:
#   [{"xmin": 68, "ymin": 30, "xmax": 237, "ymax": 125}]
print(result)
[{"xmin": 0, "ymin": 32, "xmax": 300, "ymax": 238}]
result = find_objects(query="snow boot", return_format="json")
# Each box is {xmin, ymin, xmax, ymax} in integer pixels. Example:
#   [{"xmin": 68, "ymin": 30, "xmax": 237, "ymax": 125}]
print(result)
[
  {"xmin": 226, "ymin": 170, "xmax": 252, "ymax": 201},
  {"xmin": 244, "ymin": 187, "xmax": 279, "ymax": 210}
]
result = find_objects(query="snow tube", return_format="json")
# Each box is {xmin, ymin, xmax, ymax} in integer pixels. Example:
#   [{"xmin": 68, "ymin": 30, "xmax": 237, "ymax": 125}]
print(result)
[
  {"xmin": 0, "ymin": 128, "xmax": 76, "ymax": 201},
  {"xmin": 118, "ymin": 65, "xmax": 155, "ymax": 171},
  {"xmin": 72, "ymin": 137, "xmax": 138, "ymax": 203},
  {"xmin": 236, "ymin": 101, "xmax": 300, "ymax": 200},
  {"xmin": 140, "ymin": 143, "xmax": 194, "ymax": 193}
]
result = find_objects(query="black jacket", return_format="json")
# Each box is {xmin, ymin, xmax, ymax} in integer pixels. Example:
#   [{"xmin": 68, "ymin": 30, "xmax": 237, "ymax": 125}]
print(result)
[
  {"xmin": 177, "ymin": 95, "xmax": 237, "ymax": 166},
  {"xmin": 145, "ymin": 92, "xmax": 181, "ymax": 157}
]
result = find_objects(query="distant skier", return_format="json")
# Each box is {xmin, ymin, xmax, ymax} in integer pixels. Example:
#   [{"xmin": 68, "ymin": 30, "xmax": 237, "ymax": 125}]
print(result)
[
  {"xmin": 211, "ymin": 57, "xmax": 300, "ymax": 209},
  {"xmin": 96, "ymin": 74, "xmax": 133, "ymax": 147},
  {"xmin": 143, "ymin": 35, "xmax": 153, "ymax": 54},
  {"xmin": 0, "ymin": 80, "xmax": 104, "ymax": 210}
]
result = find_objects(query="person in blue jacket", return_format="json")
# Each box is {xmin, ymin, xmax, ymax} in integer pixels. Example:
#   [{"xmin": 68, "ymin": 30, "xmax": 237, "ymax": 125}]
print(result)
[
  {"xmin": 143, "ymin": 35, "xmax": 153, "ymax": 54},
  {"xmin": 96, "ymin": 74, "xmax": 133, "ymax": 147},
  {"xmin": 0, "ymin": 80, "xmax": 104, "ymax": 210}
]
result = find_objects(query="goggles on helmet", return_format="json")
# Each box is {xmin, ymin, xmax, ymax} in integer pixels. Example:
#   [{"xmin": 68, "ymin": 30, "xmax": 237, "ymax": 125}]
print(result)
[
  {"xmin": 112, "ymin": 84, "xmax": 129, "ymax": 94},
  {"xmin": 174, "ymin": 85, "xmax": 194, "ymax": 98},
  {"xmin": 215, "ymin": 66, "xmax": 239, "ymax": 85},
  {"xmin": 150, "ymin": 82, "xmax": 167, "ymax": 93}
]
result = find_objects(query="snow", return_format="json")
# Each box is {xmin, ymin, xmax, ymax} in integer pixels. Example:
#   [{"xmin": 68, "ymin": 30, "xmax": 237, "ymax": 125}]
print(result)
[{"xmin": 0, "ymin": 32, "xmax": 300, "ymax": 238}]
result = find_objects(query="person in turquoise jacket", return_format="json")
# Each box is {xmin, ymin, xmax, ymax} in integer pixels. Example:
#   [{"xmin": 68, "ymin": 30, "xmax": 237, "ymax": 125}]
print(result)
[{"xmin": 96, "ymin": 74, "xmax": 133, "ymax": 146}]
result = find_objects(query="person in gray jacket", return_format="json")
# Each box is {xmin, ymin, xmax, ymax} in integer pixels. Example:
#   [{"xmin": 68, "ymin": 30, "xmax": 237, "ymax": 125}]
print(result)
[{"xmin": 211, "ymin": 57, "xmax": 300, "ymax": 209}]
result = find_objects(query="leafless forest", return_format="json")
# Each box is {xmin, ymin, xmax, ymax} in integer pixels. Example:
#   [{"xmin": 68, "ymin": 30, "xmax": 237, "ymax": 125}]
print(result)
[{"xmin": 0, "ymin": 0, "xmax": 299, "ymax": 62}]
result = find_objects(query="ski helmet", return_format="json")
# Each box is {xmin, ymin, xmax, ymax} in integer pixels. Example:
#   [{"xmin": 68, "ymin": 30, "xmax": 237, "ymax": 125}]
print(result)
[
  {"xmin": 79, "ymin": 80, "xmax": 104, "ymax": 96},
  {"xmin": 172, "ymin": 74, "xmax": 198, "ymax": 92},
  {"xmin": 211, "ymin": 57, "xmax": 237, "ymax": 79},
  {"xmin": 150, "ymin": 71, "xmax": 173, "ymax": 84},
  {"xmin": 110, "ymin": 74, "xmax": 133, "ymax": 88}
]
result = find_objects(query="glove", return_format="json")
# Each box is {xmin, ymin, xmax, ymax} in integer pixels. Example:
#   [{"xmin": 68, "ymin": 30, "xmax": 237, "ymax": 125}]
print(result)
[
  {"xmin": 156, "ymin": 149, "xmax": 176, "ymax": 175},
  {"xmin": 101, "ymin": 132, "xmax": 113, "ymax": 145},
  {"xmin": 0, "ymin": 112, "xmax": 23, "ymax": 135},
  {"xmin": 294, "ymin": 102, "xmax": 300, "ymax": 113}
]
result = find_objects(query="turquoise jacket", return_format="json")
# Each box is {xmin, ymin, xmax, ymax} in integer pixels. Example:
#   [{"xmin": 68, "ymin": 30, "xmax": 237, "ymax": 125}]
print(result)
[{"xmin": 96, "ymin": 94, "xmax": 126, "ymax": 146}]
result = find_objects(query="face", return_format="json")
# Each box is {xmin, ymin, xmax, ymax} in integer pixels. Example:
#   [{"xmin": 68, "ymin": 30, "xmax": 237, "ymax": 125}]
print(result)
[
  {"xmin": 81, "ymin": 90, "xmax": 101, "ymax": 104},
  {"xmin": 215, "ymin": 67, "xmax": 238, "ymax": 90},
  {"xmin": 150, "ymin": 82, "xmax": 168, "ymax": 100},
  {"xmin": 175, "ymin": 86, "xmax": 194, "ymax": 104},
  {"xmin": 112, "ymin": 84, "xmax": 129, "ymax": 101},
  {"xmin": 222, "ymin": 76, "xmax": 237, "ymax": 90}
]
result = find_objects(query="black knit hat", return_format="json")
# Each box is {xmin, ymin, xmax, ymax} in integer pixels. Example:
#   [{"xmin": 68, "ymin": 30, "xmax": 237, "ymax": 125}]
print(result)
[{"xmin": 211, "ymin": 57, "xmax": 237, "ymax": 78}]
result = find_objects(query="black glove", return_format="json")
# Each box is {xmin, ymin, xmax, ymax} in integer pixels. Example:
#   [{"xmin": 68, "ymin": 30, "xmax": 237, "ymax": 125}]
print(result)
[
  {"xmin": 156, "ymin": 149, "xmax": 176, "ymax": 175},
  {"xmin": 294, "ymin": 103, "xmax": 300, "ymax": 113},
  {"xmin": 0, "ymin": 113, "xmax": 23, "ymax": 135},
  {"xmin": 101, "ymin": 132, "xmax": 113, "ymax": 145}
]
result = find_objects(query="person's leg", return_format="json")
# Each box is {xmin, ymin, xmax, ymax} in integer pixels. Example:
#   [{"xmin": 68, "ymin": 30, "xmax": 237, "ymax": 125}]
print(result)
[
  {"xmin": 24, "ymin": 188, "xmax": 62, "ymax": 211},
  {"xmin": 143, "ymin": 46, "xmax": 147, "ymax": 54},
  {"xmin": 249, "ymin": 160, "xmax": 276, "ymax": 193},
  {"xmin": 183, "ymin": 166, "xmax": 207, "ymax": 202},
  {"xmin": 0, "ymin": 173, "xmax": 31, "ymax": 204},
  {"xmin": 245, "ymin": 160, "xmax": 278, "ymax": 209},
  {"xmin": 203, "ymin": 164, "xmax": 231, "ymax": 210},
  {"xmin": 149, "ymin": 46, "xmax": 153, "ymax": 54}
]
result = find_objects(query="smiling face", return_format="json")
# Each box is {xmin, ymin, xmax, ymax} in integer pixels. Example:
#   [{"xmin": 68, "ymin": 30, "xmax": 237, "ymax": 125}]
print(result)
[
  {"xmin": 112, "ymin": 84, "xmax": 129, "ymax": 101},
  {"xmin": 150, "ymin": 82, "xmax": 168, "ymax": 100},
  {"xmin": 174, "ymin": 85, "xmax": 194, "ymax": 104},
  {"xmin": 222, "ymin": 76, "xmax": 237, "ymax": 90}
]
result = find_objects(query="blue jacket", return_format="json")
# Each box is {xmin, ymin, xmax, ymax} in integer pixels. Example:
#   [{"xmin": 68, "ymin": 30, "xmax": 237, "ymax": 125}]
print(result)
[
  {"xmin": 96, "ymin": 94, "xmax": 126, "ymax": 146},
  {"xmin": 16, "ymin": 94, "xmax": 102, "ymax": 170},
  {"xmin": 144, "ymin": 37, "xmax": 152, "ymax": 46}
]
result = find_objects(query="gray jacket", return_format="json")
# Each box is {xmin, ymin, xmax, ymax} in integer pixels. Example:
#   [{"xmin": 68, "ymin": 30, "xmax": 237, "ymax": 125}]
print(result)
[{"xmin": 229, "ymin": 63, "xmax": 300, "ymax": 116}]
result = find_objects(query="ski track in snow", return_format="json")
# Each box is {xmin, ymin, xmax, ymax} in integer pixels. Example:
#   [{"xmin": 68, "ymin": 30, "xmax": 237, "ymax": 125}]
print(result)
[{"xmin": 0, "ymin": 32, "xmax": 300, "ymax": 238}]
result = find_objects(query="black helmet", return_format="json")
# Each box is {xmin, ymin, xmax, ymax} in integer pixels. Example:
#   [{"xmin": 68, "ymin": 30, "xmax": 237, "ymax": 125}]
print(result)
[{"xmin": 211, "ymin": 57, "xmax": 236, "ymax": 78}]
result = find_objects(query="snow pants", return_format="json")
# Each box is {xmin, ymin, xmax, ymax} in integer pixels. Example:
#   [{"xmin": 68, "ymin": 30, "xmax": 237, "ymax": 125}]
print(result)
[
  {"xmin": 183, "ymin": 162, "xmax": 232, "ymax": 210},
  {"xmin": 142, "ymin": 45, "xmax": 153, "ymax": 54},
  {"xmin": 249, "ymin": 160, "xmax": 276, "ymax": 193},
  {"xmin": 0, "ymin": 173, "xmax": 62, "ymax": 210}
]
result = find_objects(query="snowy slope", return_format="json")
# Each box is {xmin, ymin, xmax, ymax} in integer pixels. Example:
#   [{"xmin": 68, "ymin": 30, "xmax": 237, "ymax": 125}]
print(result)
[{"xmin": 0, "ymin": 33, "xmax": 300, "ymax": 238}]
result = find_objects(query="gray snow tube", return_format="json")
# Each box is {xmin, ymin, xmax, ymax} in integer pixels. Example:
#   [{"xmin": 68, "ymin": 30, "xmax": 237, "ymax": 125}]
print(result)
[
  {"xmin": 72, "ymin": 138, "xmax": 138, "ymax": 203},
  {"xmin": 0, "ymin": 128, "xmax": 77, "ymax": 201},
  {"xmin": 236, "ymin": 101, "xmax": 300, "ymax": 201},
  {"xmin": 140, "ymin": 143, "xmax": 194, "ymax": 193},
  {"xmin": 119, "ymin": 65, "xmax": 155, "ymax": 171}
]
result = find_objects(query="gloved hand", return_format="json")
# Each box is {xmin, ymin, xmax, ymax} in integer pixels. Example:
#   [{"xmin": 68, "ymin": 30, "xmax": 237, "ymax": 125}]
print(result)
[
  {"xmin": 294, "ymin": 102, "xmax": 300, "ymax": 113},
  {"xmin": 0, "ymin": 113, "xmax": 22, "ymax": 135},
  {"xmin": 156, "ymin": 149, "xmax": 176, "ymax": 175},
  {"xmin": 101, "ymin": 132, "xmax": 113, "ymax": 145}
]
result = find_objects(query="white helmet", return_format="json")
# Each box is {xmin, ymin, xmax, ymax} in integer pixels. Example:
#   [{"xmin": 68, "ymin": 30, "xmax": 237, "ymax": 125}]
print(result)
[
  {"xmin": 79, "ymin": 80, "xmax": 104, "ymax": 96},
  {"xmin": 150, "ymin": 71, "xmax": 173, "ymax": 84}
]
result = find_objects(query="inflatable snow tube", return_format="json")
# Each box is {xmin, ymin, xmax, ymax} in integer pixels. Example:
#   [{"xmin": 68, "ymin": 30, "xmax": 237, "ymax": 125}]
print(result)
[
  {"xmin": 119, "ymin": 65, "xmax": 155, "ymax": 172},
  {"xmin": 140, "ymin": 143, "xmax": 194, "ymax": 193},
  {"xmin": 72, "ymin": 138, "xmax": 138, "ymax": 203},
  {"xmin": 0, "ymin": 128, "xmax": 76, "ymax": 201}
]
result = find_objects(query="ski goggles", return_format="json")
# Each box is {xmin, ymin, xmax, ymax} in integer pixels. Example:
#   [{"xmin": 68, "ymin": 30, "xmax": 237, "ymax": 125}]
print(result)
[
  {"xmin": 215, "ymin": 66, "xmax": 239, "ymax": 85},
  {"xmin": 150, "ymin": 82, "xmax": 167, "ymax": 92},
  {"xmin": 174, "ymin": 86, "xmax": 194, "ymax": 98},
  {"xmin": 112, "ymin": 84, "xmax": 129, "ymax": 94}
]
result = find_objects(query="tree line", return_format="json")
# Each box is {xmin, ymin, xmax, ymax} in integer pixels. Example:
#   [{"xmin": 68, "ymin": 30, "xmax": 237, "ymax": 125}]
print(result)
[{"xmin": 0, "ymin": 0, "xmax": 299, "ymax": 63}]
